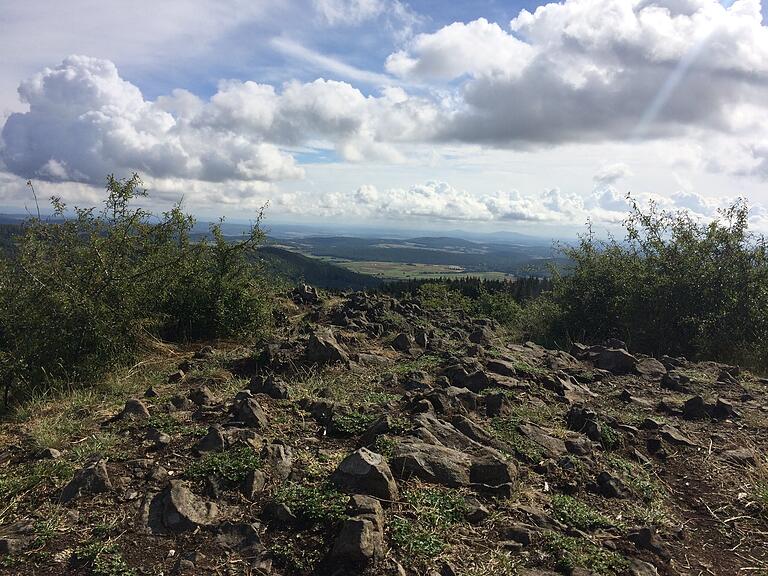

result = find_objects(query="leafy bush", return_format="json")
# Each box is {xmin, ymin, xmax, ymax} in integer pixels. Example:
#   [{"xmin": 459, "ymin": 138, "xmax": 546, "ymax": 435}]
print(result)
[
  {"xmin": 0, "ymin": 174, "xmax": 273, "ymax": 392},
  {"xmin": 416, "ymin": 282, "xmax": 473, "ymax": 311},
  {"xmin": 542, "ymin": 198, "xmax": 768, "ymax": 368},
  {"xmin": 185, "ymin": 447, "xmax": 261, "ymax": 482}
]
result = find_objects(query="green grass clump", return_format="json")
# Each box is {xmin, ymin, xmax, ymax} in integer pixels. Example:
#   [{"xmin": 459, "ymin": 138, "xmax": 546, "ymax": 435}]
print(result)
[
  {"xmin": 74, "ymin": 541, "xmax": 137, "ymax": 576},
  {"xmin": 0, "ymin": 459, "xmax": 73, "ymax": 521},
  {"xmin": 551, "ymin": 494, "xmax": 613, "ymax": 531},
  {"xmin": 185, "ymin": 447, "xmax": 261, "ymax": 482},
  {"xmin": 372, "ymin": 435, "xmax": 398, "ymax": 458},
  {"xmin": 599, "ymin": 423, "xmax": 621, "ymax": 450},
  {"xmin": 332, "ymin": 411, "xmax": 377, "ymax": 435},
  {"xmin": 273, "ymin": 483, "xmax": 348, "ymax": 525},
  {"xmin": 542, "ymin": 532, "xmax": 628, "ymax": 575},
  {"xmin": 390, "ymin": 486, "xmax": 468, "ymax": 561},
  {"xmin": 490, "ymin": 417, "xmax": 545, "ymax": 462},
  {"xmin": 390, "ymin": 517, "xmax": 447, "ymax": 559}
]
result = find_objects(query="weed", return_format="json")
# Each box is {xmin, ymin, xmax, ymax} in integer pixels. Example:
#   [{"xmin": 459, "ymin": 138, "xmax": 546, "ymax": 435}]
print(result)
[
  {"xmin": 332, "ymin": 411, "xmax": 376, "ymax": 435},
  {"xmin": 273, "ymin": 482, "xmax": 348, "ymax": 525},
  {"xmin": 74, "ymin": 540, "xmax": 137, "ymax": 576},
  {"xmin": 372, "ymin": 435, "xmax": 398, "ymax": 458},
  {"xmin": 599, "ymin": 423, "xmax": 621, "ymax": 450},
  {"xmin": 69, "ymin": 432, "xmax": 125, "ymax": 462},
  {"xmin": 390, "ymin": 516, "xmax": 446, "ymax": 558},
  {"xmin": 185, "ymin": 447, "xmax": 261, "ymax": 482},
  {"xmin": 404, "ymin": 486, "xmax": 467, "ymax": 527},
  {"xmin": 270, "ymin": 532, "xmax": 326, "ymax": 572},
  {"xmin": 542, "ymin": 532, "xmax": 628, "ymax": 575},
  {"xmin": 552, "ymin": 494, "xmax": 613, "ymax": 531},
  {"xmin": 147, "ymin": 413, "xmax": 206, "ymax": 437},
  {"xmin": 490, "ymin": 417, "xmax": 545, "ymax": 462}
]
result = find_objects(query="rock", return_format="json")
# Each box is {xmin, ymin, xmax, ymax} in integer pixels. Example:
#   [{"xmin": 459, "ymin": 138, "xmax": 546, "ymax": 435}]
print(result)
[
  {"xmin": 470, "ymin": 457, "xmax": 517, "ymax": 487},
  {"xmin": 464, "ymin": 496, "xmax": 489, "ymax": 523},
  {"xmin": 250, "ymin": 375, "xmax": 290, "ymax": 399},
  {"xmin": 712, "ymin": 398, "xmax": 735, "ymax": 420},
  {"xmin": 659, "ymin": 424, "xmax": 697, "ymax": 447},
  {"xmin": 292, "ymin": 283, "xmax": 320, "ymax": 304},
  {"xmin": 168, "ymin": 370, "xmax": 185, "ymax": 384},
  {"xmin": 566, "ymin": 405, "xmax": 602, "ymax": 441},
  {"xmin": 589, "ymin": 346, "xmax": 638, "ymax": 374},
  {"xmin": 146, "ymin": 427, "xmax": 171, "ymax": 448},
  {"xmin": 241, "ymin": 469, "xmax": 267, "ymax": 499},
  {"xmin": 118, "ymin": 398, "xmax": 150, "ymax": 420},
  {"xmin": 328, "ymin": 517, "xmax": 383, "ymax": 567},
  {"xmin": 194, "ymin": 426, "xmax": 226, "ymax": 454},
  {"xmin": 144, "ymin": 386, "xmax": 159, "ymax": 398},
  {"xmin": 37, "ymin": 447, "xmax": 62, "ymax": 460},
  {"xmin": 262, "ymin": 501, "xmax": 296, "ymax": 524},
  {"xmin": 627, "ymin": 527, "xmax": 670, "ymax": 561},
  {"xmin": 348, "ymin": 494, "xmax": 385, "ymax": 528},
  {"xmin": 306, "ymin": 329, "xmax": 349, "ymax": 364},
  {"xmin": 682, "ymin": 395, "xmax": 709, "ymax": 420},
  {"xmin": 503, "ymin": 523, "xmax": 533, "ymax": 546},
  {"xmin": 161, "ymin": 481, "xmax": 218, "ymax": 531},
  {"xmin": 722, "ymin": 448, "xmax": 756, "ymax": 465},
  {"xmin": 392, "ymin": 332, "xmax": 416, "ymax": 353},
  {"xmin": 189, "ymin": 386, "xmax": 215, "ymax": 406},
  {"xmin": 60, "ymin": 459, "xmax": 112, "ymax": 503},
  {"xmin": 486, "ymin": 359, "xmax": 517, "ymax": 377},
  {"xmin": 390, "ymin": 441, "xmax": 472, "ymax": 487},
  {"xmin": 661, "ymin": 371, "xmax": 692, "ymax": 393},
  {"xmin": 636, "ymin": 357, "xmax": 667, "ymax": 379},
  {"xmin": 331, "ymin": 448, "xmax": 399, "ymax": 501},
  {"xmin": 628, "ymin": 558, "xmax": 659, "ymax": 575},
  {"xmin": 565, "ymin": 436, "xmax": 593, "ymax": 456},
  {"xmin": 194, "ymin": 345, "xmax": 215, "ymax": 359},
  {"xmin": 232, "ymin": 397, "xmax": 268, "ymax": 429},
  {"xmin": 485, "ymin": 392, "xmax": 512, "ymax": 417},
  {"xmin": 595, "ymin": 471, "xmax": 624, "ymax": 498},
  {"xmin": 468, "ymin": 327, "xmax": 494, "ymax": 345},
  {"xmin": 518, "ymin": 423, "xmax": 567, "ymax": 458},
  {"xmin": 216, "ymin": 522, "xmax": 263, "ymax": 554},
  {"xmin": 0, "ymin": 537, "xmax": 26, "ymax": 555},
  {"xmin": 262, "ymin": 443, "xmax": 293, "ymax": 481}
]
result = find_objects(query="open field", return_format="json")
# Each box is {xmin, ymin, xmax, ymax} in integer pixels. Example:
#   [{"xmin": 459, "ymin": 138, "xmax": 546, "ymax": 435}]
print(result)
[{"xmin": 316, "ymin": 257, "xmax": 514, "ymax": 280}]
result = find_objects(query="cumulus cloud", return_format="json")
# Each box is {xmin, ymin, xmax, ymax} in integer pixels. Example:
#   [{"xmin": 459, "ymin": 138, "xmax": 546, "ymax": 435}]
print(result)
[
  {"xmin": 390, "ymin": 0, "xmax": 768, "ymax": 147},
  {"xmin": 0, "ymin": 56, "xmax": 437, "ymax": 185}
]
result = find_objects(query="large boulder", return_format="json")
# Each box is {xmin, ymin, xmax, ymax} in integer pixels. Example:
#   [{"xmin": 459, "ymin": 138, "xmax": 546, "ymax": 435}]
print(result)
[
  {"xmin": 331, "ymin": 448, "xmax": 399, "ymax": 501},
  {"xmin": 589, "ymin": 346, "xmax": 638, "ymax": 374},
  {"xmin": 305, "ymin": 329, "xmax": 349, "ymax": 364},
  {"xmin": 390, "ymin": 441, "xmax": 472, "ymax": 487}
]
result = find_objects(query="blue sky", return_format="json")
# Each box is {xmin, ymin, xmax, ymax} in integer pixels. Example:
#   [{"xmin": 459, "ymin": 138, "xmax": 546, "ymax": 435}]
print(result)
[{"xmin": 1, "ymin": 0, "xmax": 768, "ymax": 236}]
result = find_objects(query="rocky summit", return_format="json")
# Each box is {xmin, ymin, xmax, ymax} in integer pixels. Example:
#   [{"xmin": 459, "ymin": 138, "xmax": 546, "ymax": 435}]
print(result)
[{"xmin": 1, "ymin": 289, "xmax": 767, "ymax": 576}]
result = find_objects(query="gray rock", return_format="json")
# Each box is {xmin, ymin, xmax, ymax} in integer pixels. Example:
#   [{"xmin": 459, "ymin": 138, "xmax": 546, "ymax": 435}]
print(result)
[
  {"xmin": 518, "ymin": 423, "xmax": 567, "ymax": 458},
  {"xmin": 636, "ymin": 357, "xmax": 667, "ymax": 380},
  {"xmin": 390, "ymin": 441, "xmax": 472, "ymax": 487},
  {"xmin": 232, "ymin": 397, "xmax": 268, "ymax": 429},
  {"xmin": 161, "ymin": 480, "xmax": 218, "ymax": 531},
  {"xmin": 262, "ymin": 443, "xmax": 293, "ymax": 481},
  {"xmin": 329, "ymin": 517, "xmax": 383, "ymax": 567},
  {"xmin": 306, "ymin": 329, "xmax": 349, "ymax": 364},
  {"xmin": 331, "ymin": 448, "xmax": 399, "ymax": 501},
  {"xmin": 659, "ymin": 424, "xmax": 697, "ymax": 447},
  {"xmin": 194, "ymin": 426, "xmax": 226, "ymax": 453},
  {"xmin": 189, "ymin": 386, "xmax": 215, "ymax": 406},
  {"xmin": 119, "ymin": 398, "xmax": 150, "ymax": 420},
  {"xmin": 60, "ymin": 459, "xmax": 112, "ymax": 503},
  {"xmin": 241, "ymin": 469, "xmax": 267, "ymax": 499}
]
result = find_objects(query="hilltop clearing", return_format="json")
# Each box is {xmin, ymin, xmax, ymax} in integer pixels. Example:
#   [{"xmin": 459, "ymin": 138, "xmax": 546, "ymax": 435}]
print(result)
[{"xmin": 1, "ymin": 287, "xmax": 766, "ymax": 576}]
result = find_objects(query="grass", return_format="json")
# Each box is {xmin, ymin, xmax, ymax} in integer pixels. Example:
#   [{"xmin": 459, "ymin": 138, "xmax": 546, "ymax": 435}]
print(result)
[
  {"xmin": 390, "ymin": 486, "xmax": 468, "ymax": 561},
  {"xmin": 372, "ymin": 435, "xmax": 398, "ymax": 458},
  {"xmin": 331, "ymin": 410, "xmax": 377, "ymax": 435},
  {"xmin": 489, "ymin": 417, "xmax": 545, "ymax": 462},
  {"xmin": 542, "ymin": 532, "xmax": 629, "ymax": 575},
  {"xmin": 185, "ymin": 446, "xmax": 261, "ymax": 482},
  {"xmin": 0, "ymin": 459, "xmax": 74, "ymax": 523},
  {"xmin": 146, "ymin": 413, "xmax": 207, "ymax": 437},
  {"xmin": 270, "ymin": 532, "xmax": 326, "ymax": 573},
  {"xmin": 273, "ymin": 482, "xmax": 348, "ymax": 525},
  {"xmin": 74, "ymin": 540, "xmax": 137, "ymax": 576},
  {"xmin": 551, "ymin": 494, "xmax": 614, "ymax": 531}
]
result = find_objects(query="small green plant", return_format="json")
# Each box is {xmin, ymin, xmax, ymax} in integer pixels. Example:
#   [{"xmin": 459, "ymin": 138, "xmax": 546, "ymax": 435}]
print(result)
[
  {"xmin": 332, "ymin": 411, "xmax": 377, "ymax": 435},
  {"xmin": 147, "ymin": 413, "xmax": 206, "ymax": 437},
  {"xmin": 599, "ymin": 423, "xmax": 621, "ymax": 450},
  {"xmin": 552, "ymin": 494, "xmax": 613, "ymax": 531},
  {"xmin": 270, "ymin": 533, "xmax": 326, "ymax": 572},
  {"xmin": 390, "ymin": 516, "xmax": 447, "ymax": 559},
  {"xmin": 185, "ymin": 447, "xmax": 261, "ymax": 482},
  {"xmin": 273, "ymin": 483, "xmax": 348, "ymax": 525},
  {"xmin": 74, "ymin": 540, "xmax": 137, "ymax": 576},
  {"xmin": 542, "ymin": 532, "xmax": 628, "ymax": 575},
  {"xmin": 490, "ymin": 417, "xmax": 545, "ymax": 462},
  {"xmin": 372, "ymin": 435, "xmax": 398, "ymax": 458},
  {"xmin": 404, "ymin": 486, "xmax": 468, "ymax": 527}
]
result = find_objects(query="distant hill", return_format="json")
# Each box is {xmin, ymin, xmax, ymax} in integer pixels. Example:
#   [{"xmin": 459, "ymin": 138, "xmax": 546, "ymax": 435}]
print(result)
[{"xmin": 257, "ymin": 245, "xmax": 382, "ymax": 291}]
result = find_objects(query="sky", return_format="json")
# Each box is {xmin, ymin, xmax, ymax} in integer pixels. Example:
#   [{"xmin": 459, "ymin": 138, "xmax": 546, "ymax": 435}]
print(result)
[{"xmin": 1, "ymin": 0, "xmax": 768, "ymax": 237}]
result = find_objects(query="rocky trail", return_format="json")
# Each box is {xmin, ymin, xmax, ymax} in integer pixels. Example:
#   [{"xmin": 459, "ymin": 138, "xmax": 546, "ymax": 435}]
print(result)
[{"xmin": 1, "ymin": 286, "xmax": 767, "ymax": 575}]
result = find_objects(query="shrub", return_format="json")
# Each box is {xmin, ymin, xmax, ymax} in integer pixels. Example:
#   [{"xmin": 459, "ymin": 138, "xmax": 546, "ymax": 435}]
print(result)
[
  {"xmin": 0, "ymin": 174, "xmax": 273, "ymax": 393},
  {"xmin": 542, "ymin": 198, "xmax": 768, "ymax": 369},
  {"xmin": 416, "ymin": 282, "xmax": 473, "ymax": 311}
]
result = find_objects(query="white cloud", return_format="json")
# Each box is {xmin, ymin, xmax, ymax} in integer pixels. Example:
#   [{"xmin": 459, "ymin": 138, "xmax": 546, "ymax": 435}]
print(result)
[
  {"xmin": 313, "ymin": 0, "xmax": 385, "ymax": 25},
  {"xmin": 389, "ymin": 0, "xmax": 768, "ymax": 149},
  {"xmin": 0, "ymin": 56, "xmax": 439, "ymax": 185}
]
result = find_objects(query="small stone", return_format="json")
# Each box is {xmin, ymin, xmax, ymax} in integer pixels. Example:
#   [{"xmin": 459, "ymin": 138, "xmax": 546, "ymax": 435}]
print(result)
[
  {"xmin": 194, "ymin": 426, "xmax": 225, "ymax": 453},
  {"xmin": 144, "ymin": 386, "xmax": 159, "ymax": 398},
  {"xmin": 119, "ymin": 398, "xmax": 150, "ymax": 420},
  {"xmin": 241, "ymin": 469, "xmax": 267, "ymax": 499},
  {"xmin": 168, "ymin": 370, "xmax": 185, "ymax": 384},
  {"xmin": 60, "ymin": 459, "xmax": 113, "ymax": 503},
  {"xmin": 464, "ymin": 496, "xmax": 489, "ymax": 524},
  {"xmin": 161, "ymin": 480, "xmax": 218, "ymax": 531}
]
